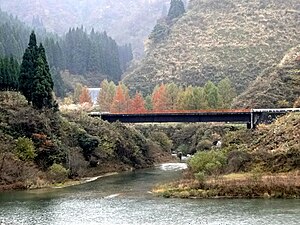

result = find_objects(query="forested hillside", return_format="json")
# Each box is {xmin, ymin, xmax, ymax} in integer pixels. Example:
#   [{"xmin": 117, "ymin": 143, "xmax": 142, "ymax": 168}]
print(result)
[
  {"xmin": 124, "ymin": 0, "xmax": 300, "ymax": 95},
  {"xmin": 0, "ymin": 9, "xmax": 133, "ymax": 95},
  {"xmin": 233, "ymin": 45, "xmax": 300, "ymax": 108},
  {"xmin": 0, "ymin": 10, "xmax": 33, "ymax": 60},
  {"xmin": 0, "ymin": 0, "xmax": 182, "ymax": 57}
]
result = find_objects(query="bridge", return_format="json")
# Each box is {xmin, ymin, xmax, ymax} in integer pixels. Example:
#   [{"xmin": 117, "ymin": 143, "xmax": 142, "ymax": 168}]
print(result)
[{"xmin": 89, "ymin": 108, "xmax": 300, "ymax": 128}]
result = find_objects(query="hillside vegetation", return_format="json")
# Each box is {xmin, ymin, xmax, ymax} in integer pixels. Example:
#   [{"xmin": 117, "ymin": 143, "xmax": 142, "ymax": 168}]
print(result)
[
  {"xmin": 124, "ymin": 0, "xmax": 300, "ymax": 94},
  {"xmin": 0, "ymin": 92, "xmax": 172, "ymax": 191},
  {"xmin": 154, "ymin": 112, "xmax": 300, "ymax": 198},
  {"xmin": 233, "ymin": 44, "xmax": 300, "ymax": 108}
]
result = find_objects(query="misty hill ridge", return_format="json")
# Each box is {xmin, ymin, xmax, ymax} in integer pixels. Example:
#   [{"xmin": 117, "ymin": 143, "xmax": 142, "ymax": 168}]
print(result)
[
  {"xmin": 124, "ymin": 0, "xmax": 300, "ymax": 94},
  {"xmin": 0, "ymin": 0, "xmax": 173, "ymax": 57}
]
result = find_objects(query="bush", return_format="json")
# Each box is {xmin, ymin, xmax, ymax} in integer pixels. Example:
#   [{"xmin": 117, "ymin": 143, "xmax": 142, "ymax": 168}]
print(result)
[
  {"xmin": 77, "ymin": 132, "xmax": 100, "ymax": 160},
  {"xmin": 149, "ymin": 131, "xmax": 173, "ymax": 152},
  {"xmin": 15, "ymin": 137, "xmax": 36, "ymax": 161},
  {"xmin": 197, "ymin": 139, "xmax": 213, "ymax": 151},
  {"xmin": 188, "ymin": 150, "xmax": 227, "ymax": 175},
  {"xmin": 49, "ymin": 163, "xmax": 68, "ymax": 183},
  {"xmin": 176, "ymin": 144, "xmax": 189, "ymax": 156}
]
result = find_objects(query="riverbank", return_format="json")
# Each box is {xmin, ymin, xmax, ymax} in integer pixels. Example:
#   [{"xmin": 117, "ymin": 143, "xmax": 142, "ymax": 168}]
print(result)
[
  {"xmin": 154, "ymin": 113, "xmax": 300, "ymax": 199},
  {"xmin": 0, "ymin": 92, "xmax": 176, "ymax": 192},
  {"xmin": 153, "ymin": 171, "xmax": 300, "ymax": 199}
]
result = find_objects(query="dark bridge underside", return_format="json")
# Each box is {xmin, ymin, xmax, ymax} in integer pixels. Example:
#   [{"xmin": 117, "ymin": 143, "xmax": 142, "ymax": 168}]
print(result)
[{"xmin": 97, "ymin": 112, "xmax": 252, "ymax": 124}]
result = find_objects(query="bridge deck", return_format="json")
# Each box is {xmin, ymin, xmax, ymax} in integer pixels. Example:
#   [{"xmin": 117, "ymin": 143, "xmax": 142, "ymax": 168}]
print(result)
[
  {"xmin": 90, "ymin": 111, "xmax": 252, "ymax": 123},
  {"xmin": 89, "ymin": 108, "xmax": 300, "ymax": 125}
]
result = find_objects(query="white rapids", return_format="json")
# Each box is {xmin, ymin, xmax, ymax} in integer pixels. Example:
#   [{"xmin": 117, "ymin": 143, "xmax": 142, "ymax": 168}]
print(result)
[{"xmin": 159, "ymin": 163, "xmax": 188, "ymax": 171}]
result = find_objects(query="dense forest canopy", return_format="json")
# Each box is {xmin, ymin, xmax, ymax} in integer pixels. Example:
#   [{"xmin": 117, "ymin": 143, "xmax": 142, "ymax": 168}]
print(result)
[{"xmin": 0, "ymin": 9, "xmax": 133, "ymax": 88}]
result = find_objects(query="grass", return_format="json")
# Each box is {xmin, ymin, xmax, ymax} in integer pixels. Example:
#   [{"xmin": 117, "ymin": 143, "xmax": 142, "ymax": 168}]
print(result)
[{"xmin": 154, "ymin": 171, "xmax": 300, "ymax": 199}]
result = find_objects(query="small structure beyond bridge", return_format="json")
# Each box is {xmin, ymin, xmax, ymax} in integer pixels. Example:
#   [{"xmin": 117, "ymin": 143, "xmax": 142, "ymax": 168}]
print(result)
[{"xmin": 89, "ymin": 108, "xmax": 300, "ymax": 128}]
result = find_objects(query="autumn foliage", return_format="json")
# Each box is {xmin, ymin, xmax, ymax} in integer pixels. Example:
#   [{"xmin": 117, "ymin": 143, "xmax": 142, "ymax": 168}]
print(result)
[
  {"xmin": 110, "ymin": 83, "xmax": 129, "ymax": 113},
  {"xmin": 130, "ymin": 92, "xmax": 146, "ymax": 113},
  {"xmin": 82, "ymin": 78, "xmax": 237, "ymax": 113},
  {"xmin": 152, "ymin": 84, "xmax": 168, "ymax": 111},
  {"xmin": 79, "ymin": 86, "xmax": 92, "ymax": 105}
]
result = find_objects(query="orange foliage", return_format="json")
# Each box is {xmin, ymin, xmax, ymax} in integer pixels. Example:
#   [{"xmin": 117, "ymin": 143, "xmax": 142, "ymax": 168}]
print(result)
[
  {"xmin": 79, "ymin": 86, "xmax": 92, "ymax": 105},
  {"xmin": 130, "ymin": 92, "xmax": 146, "ymax": 113},
  {"xmin": 110, "ymin": 83, "xmax": 129, "ymax": 113},
  {"xmin": 152, "ymin": 84, "xmax": 168, "ymax": 111}
]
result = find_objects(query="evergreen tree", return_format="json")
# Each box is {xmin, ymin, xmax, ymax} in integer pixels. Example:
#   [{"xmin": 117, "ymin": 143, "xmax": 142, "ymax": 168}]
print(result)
[
  {"xmin": 19, "ymin": 32, "xmax": 55, "ymax": 109},
  {"xmin": 19, "ymin": 31, "xmax": 38, "ymax": 103},
  {"xmin": 167, "ymin": 0, "xmax": 185, "ymax": 21},
  {"xmin": 31, "ymin": 44, "xmax": 55, "ymax": 109},
  {"xmin": 51, "ymin": 67, "xmax": 65, "ymax": 98}
]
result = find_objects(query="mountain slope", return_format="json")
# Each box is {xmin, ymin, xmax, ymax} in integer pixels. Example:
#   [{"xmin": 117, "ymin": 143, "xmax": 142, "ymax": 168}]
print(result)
[
  {"xmin": 123, "ymin": 0, "xmax": 300, "ymax": 94},
  {"xmin": 0, "ymin": 0, "xmax": 173, "ymax": 57},
  {"xmin": 233, "ymin": 45, "xmax": 300, "ymax": 108}
]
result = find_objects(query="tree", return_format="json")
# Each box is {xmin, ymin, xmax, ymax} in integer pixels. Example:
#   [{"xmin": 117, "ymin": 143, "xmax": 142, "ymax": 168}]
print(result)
[
  {"xmin": 110, "ymin": 83, "xmax": 129, "ymax": 113},
  {"xmin": 130, "ymin": 92, "xmax": 146, "ymax": 113},
  {"xmin": 0, "ymin": 57, "xmax": 19, "ymax": 91},
  {"xmin": 218, "ymin": 77, "xmax": 236, "ymax": 108},
  {"xmin": 165, "ymin": 82, "xmax": 180, "ymax": 110},
  {"xmin": 19, "ymin": 32, "xmax": 55, "ymax": 109},
  {"xmin": 19, "ymin": 31, "xmax": 38, "ymax": 104},
  {"xmin": 204, "ymin": 81, "xmax": 221, "ymax": 109},
  {"xmin": 51, "ymin": 67, "xmax": 66, "ymax": 98},
  {"xmin": 193, "ymin": 86, "xmax": 208, "ymax": 109},
  {"xmin": 73, "ymin": 83, "xmax": 83, "ymax": 104},
  {"xmin": 167, "ymin": 0, "xmax": 185, "ymax": 21},
  {"xmin": 79, "ymin": 86, "xmax": 92, "ymax": 105},
  {"xmin": 145, "ymin": 95, "xmax": 153, "ymax": 111},
  {"xmin": 149, "ymin": 20, "xmax": 170, "ymax": 43},
  {"xmin": 31, "ymin": 53, "xmax": 54, "ymax": 109},
  {"xmin": 152, "ymin": 83, "xmax": 168, "ymax": 111}
]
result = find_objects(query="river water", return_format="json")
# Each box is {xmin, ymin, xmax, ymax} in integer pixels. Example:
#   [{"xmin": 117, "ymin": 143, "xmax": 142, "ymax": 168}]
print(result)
[{"xmin": 0, "ymin": 163, "xmax": 299, "ymax": 225}]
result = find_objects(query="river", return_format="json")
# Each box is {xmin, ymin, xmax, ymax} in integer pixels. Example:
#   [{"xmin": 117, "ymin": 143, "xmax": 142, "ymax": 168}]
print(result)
[{"xmin": 0, "ymin": 163, "xmax": 299, "ymax": 225}]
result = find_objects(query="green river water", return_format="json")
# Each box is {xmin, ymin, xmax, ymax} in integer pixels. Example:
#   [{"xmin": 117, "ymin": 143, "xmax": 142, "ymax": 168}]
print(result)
[{"xmin": 0, "ymin": 163, "xmax": 299, "ymax": 225}]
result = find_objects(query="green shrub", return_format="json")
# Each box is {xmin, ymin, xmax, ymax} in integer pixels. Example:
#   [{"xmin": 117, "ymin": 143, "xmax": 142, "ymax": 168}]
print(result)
[
  {"xmin": 195, "ymin": 171, "xmax": 206, "ymax": 183},
  {"xmin": 177, "ymin": 144, "xmax": 189, "ymax": 156},
  {"xmin": 49, "ymin": 163, "xmax": 68, "ymax": 183},
  {"xmin": 15, "ymin": 137, "xmax": 36, "ymax": 161},
  {"xmin": 188, "ymin": 150, "xmax": 227, "ymax": 175},
  {"xmin": 77, "ymin": 132, "xmax": 100, "ymax": 160},
  {"xmin": 149, "ymin": 131, "xmax": 172, "ymax": 152}
]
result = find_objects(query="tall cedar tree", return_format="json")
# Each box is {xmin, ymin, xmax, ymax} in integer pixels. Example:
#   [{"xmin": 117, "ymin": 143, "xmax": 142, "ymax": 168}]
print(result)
[
  {"xmin": 19, "ymin": 32, "xmax": 55, "ymax": 109},
  {"xmin": 167, "ymin": 0, "xmax": 185, "ymax": 21},
  {"xmin": 79, "ymin": 86, "xmax": 92, "ymax": 105},
  {"xmin": 130, "ymin": 92, "xmax": 146, "ymax": 113},
  {"xmin": 19, "ymin": 31, "xmax": 38, "ymax": 103},
  {"xmin": 31, "ymin": 43, "xmax": 55, "ymax": 109}
]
